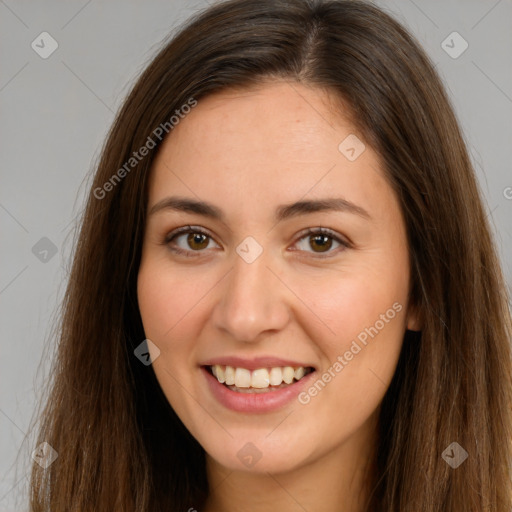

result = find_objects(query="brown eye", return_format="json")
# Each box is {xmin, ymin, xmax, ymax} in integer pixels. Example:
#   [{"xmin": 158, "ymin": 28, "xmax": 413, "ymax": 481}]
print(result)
[
  {"xmin": 186, "ymin": 232, "xmax": 210, "ymax": 250},
  {"xmin": 164, "ymin": 226, "xmax": 219, "ymax": 257},
  {"xmin": 293, "ymin": 228, "xmax": 349, "ymax": 257},
  {"xmin": 308, "ymin": 233, "xmax": 333, "ymax": 253}
]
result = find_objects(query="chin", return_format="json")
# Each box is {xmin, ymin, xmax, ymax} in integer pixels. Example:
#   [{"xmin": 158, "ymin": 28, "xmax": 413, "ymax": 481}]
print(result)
[{"xmin": 203, "ymin": 434, "xmax": 313, "ymax": 474}]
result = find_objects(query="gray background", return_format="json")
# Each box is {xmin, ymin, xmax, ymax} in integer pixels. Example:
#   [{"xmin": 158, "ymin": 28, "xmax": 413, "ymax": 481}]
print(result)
[{"xmin": 1, "ymin": 0, "xmax": 511, "ymax": 509}]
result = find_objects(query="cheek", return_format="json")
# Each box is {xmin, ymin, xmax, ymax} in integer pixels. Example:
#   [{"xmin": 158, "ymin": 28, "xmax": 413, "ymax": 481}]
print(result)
[
  {"xmin": 136, "ymin": 260, "xmax": 205, "ymax": 411},
  {"xmin": 295, "ymin": 267, "xmax": 407, "ymax": 348},
  {"xmin": 137, "ymin": 260, "xmax": 207, "ymax": 341},
  {"xmin": 293, "ymin": 268, "xmax": 408, "ymax": 403}
]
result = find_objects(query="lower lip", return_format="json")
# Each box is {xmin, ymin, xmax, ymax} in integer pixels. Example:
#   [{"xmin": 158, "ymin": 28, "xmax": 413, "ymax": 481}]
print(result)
[{"xmin": 201, "ymin": 366, "xmax": 316, "ymax": 413}]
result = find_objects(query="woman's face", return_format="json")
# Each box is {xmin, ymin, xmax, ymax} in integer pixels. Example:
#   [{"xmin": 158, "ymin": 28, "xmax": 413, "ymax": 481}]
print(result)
[{"xmin": 137, "ymin": 81, "xmax": 419, "ymax": 474}]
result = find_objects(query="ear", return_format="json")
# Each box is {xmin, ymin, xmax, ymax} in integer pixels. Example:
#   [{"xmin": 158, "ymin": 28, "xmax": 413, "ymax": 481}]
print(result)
[{"xmin": 406, "ymin": 301, "xmax": 422, "ymax": 332}]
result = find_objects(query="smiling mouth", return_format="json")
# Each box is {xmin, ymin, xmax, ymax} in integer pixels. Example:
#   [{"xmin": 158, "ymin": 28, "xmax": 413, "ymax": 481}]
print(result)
[{"xmin": 205, "ymin": 364, "xmax": 315, "ymax": 393}]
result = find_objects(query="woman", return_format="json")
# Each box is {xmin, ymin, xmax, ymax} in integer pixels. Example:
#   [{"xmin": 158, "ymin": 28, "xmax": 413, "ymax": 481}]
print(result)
[{"xmin": 28, "ymin": 0, "xmax": 512, "ymax": 510}]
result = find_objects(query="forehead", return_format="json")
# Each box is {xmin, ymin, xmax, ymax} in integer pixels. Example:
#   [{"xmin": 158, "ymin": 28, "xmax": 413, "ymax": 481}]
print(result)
[
  {"xmin": 148, "ymin": 81, "xmax": 392, "ymax": 220},
  {"xmin": 157, "ymin": 81, "xmax": 355, "ymax": 162}
]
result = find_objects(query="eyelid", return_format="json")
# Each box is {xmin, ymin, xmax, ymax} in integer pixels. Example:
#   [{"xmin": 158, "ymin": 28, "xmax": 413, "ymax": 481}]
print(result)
[
  {"xmin": 293, "ymin": 226, "xmax": 351, "ymax": 247},
  {"xmin": 163, "ymin": 225, "xmax": 215, "ymax": 244},
  {"xmin": 163, "ymin": 225, "xmax": 220, "ymax": 255},
  {"xmin": 288, "ymin": 227, "xmax": 351, "ymax": 258}
]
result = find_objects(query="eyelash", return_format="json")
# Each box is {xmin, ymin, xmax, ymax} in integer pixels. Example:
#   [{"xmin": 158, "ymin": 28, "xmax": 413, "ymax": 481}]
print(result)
[{"xmin": 161, "ymin": 225, "xmax": 351, "ymax": 259}]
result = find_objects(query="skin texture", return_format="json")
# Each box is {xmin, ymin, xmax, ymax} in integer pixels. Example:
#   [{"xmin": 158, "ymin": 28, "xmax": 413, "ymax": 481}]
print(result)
[{"xmin": 137, "ymin": 81, "xmax": 421, "ymax": 512}]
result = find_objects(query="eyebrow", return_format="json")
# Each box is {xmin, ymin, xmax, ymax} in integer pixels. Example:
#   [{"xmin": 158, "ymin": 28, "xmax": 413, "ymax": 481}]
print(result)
[{"xmin": 148, "ymin": 196, "xmax": 371, "ymax": 222}]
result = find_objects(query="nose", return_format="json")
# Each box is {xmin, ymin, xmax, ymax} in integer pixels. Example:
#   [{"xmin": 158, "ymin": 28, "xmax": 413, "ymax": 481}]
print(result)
[{"xmin": 211, "ymin": 247, "xmax": 291, "ymax": 343}]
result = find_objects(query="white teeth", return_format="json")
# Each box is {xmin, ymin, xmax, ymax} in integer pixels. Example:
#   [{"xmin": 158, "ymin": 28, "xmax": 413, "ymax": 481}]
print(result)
[
  {"xmin": 210, "ymin": 364, "xmax": 311, "ymax": 389},
  {"xmin": 282, "ymin": 366, "xmax": 294, "ymax": 384},
  {"xmin": 225, "ymin": 365, "xmax": 235, "ymax": 385},
  {"xmin": 294, "ymin": 367, "xmax": 305, "ymax": 380},
  {"xmin": 269, "ymin": 367, "xmax": 282, "ymax": 386},
  {"xmin": 216, "ymin": 365, "xmax": 225, "ymax": 383},
  {"xmin": 251, "ymin": 369, "xmax": 270, "ymax": 388},
  {"xmin": 234, "ymin": 367, "xmax": 251, "ymax": 388}
]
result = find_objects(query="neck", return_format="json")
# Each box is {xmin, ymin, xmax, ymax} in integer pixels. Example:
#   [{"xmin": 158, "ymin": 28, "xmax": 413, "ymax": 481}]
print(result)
[{"xmin": 202, "ymin": 411, "xmax": 379, "ymax": 512}]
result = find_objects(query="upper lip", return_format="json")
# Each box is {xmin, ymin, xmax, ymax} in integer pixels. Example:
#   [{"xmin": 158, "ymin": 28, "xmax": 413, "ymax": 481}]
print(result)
[{"xmin": 201, "ymin": 356, "xmax": 316, "ymax": 371}]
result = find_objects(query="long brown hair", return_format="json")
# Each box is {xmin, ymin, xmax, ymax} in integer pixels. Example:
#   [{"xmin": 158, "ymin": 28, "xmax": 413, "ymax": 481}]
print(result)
[{"xmin": 26, "ymin": 0, "xmax": 512, "ymax": 510}]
